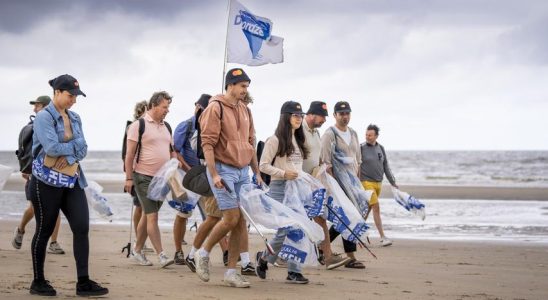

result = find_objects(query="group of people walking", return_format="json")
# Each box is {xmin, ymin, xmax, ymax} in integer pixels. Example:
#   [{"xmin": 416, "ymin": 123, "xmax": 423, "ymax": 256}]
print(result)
[{"xmin": 12, "ymin": 68, "xmax": 398, "ymax": 296}]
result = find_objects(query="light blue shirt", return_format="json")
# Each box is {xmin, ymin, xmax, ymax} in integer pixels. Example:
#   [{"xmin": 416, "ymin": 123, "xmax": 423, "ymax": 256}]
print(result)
[{"xmin": 32, "ymin": 103, "xmax": 88, "ymax": 188}]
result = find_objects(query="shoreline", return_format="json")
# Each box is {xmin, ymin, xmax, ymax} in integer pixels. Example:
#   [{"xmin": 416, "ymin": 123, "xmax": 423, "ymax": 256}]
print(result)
[
  {"xmin": 1, "ymin": 220, "xmax": 547, "ymax": 299},
  {"xmin": 4, "ymin": 177, "xmax": 548, "ymax": 200}
]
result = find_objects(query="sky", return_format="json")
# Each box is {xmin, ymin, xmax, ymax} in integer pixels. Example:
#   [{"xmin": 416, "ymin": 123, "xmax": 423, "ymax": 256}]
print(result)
[{"xmin": 1, "ymin": 0, "xmax": 547, "ymax": 151}]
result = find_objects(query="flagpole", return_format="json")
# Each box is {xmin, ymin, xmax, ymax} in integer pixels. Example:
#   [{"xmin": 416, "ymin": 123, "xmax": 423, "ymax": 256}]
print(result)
[{"xmin": 222, "ymin": 0, "xmax": 232, "ymax": 93}]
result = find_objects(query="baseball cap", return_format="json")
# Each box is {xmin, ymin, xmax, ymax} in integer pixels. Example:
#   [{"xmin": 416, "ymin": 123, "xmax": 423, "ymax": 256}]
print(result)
[
  {"xmin": 306, "ymin": 101, "xmax": 328, "ymax": 116},
  {"xmin": 334, "ymin": 101, "xmax": 351, "ymax": 113},
  {"xmin": 48, "ymin": 74, "xmax": 86, "ymax": 97},
  {"xmin": 280, "ymin": 101, "xmax": 304, "ymax": 115},
  {"xmin": 29, "ymin": 95, "xmax": 51, "ymax": 106}
]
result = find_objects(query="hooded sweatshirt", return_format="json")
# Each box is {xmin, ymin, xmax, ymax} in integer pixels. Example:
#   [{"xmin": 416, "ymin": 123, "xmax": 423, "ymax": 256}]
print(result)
[{"xmin": 199, "ymin": 94, "xmax": 255, "ymax": 168}]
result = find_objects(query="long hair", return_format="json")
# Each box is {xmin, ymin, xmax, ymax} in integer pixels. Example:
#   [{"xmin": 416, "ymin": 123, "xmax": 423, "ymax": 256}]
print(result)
[{"xmin": 274, "ymin": 114, "xmax": 309, "ymax": 159}]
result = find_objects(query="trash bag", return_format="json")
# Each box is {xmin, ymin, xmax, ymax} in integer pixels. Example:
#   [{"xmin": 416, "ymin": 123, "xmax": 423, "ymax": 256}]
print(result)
[
  {"xmin": 84, "ymin": 180, "xmax": 113, "ymax": 221},
  {"xmin": 315, "ymin": 164, "xmax": 369, "ymax": 243},
  {"xmin": 0, "ymin": 164, "xmax": 13, "ymax": 192},
  {"xmin": 147, "ymin": 158, "xmax": 179, "ymax": 201},
  {"xmin": 284, "ymin": 172, "xmax": 326, "ymax": 218},
  {"xmin": 331, "ymin": 144, "xmax": 372, "ymax": 216},
  {"xmin": 391, "ymin": 187, "xmax": 426, "ymax": 220},
  {"xmin": 167, "ymin": 189, "xmax": 200, "ymax": 218},
  {"xmin": 239, "ymin": 184, "xmax": 323, "ymax": 267}
]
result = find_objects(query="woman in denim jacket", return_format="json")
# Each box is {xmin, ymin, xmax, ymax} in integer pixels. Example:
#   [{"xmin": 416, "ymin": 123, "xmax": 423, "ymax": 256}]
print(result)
[{"xmin": 28, "ymin": 74, "xmax": 108, "ymax": 297}]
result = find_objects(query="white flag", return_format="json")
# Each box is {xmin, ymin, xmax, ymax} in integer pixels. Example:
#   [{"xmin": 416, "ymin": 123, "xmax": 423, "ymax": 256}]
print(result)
[{"xmin": 227, "ymin": 0, "xmax": 284, "ymax": 66}]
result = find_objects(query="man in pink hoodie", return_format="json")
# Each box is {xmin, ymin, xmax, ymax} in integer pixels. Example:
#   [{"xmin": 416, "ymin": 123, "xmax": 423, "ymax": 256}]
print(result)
[{"xmin": 194, "ymin": 68, "xmax": 262, "ymax": 288}]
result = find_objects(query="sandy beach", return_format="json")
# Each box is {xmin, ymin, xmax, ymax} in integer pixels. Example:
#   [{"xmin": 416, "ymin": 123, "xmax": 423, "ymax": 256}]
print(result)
[{"xmin": 1, "ymin": 220, "xmax": 547, "ymax": 299}]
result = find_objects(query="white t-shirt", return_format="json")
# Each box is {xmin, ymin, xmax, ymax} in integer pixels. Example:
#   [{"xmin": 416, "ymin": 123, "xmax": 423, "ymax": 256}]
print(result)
[{"xmin": 334, "ymin": 127, "xmax": 352, "ymax": 146}]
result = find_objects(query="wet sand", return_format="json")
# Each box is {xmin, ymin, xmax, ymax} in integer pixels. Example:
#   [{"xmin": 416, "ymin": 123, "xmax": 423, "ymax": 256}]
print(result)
[{"xmin": 1, "ymin": 220, "xmax": 547, "ymax": 299}]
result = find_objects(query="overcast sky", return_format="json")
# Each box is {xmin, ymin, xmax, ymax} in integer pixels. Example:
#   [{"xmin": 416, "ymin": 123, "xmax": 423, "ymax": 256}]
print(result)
[{"xmin": 1, "ymin": 0, "xmax": 547, "ymax": 151}]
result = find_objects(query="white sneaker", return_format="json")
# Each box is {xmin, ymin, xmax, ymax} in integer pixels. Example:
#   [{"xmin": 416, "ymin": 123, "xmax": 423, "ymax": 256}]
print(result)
[
  {"xmin": 380, "ymin": 238, "xmax": 393, "ymax": 247},
  {"xmin": 12, "ymin": 227, "xmax": 24, "ymax": 249},
  {"xmin": 158, "ymin": 252, "xmax": 174, "ymax": 268},
  {"xmin": 194, "ymin": 251, "xmax": 210, "ymax": 282},
  {"xmin": 223, "ymin": 273, "xmax": 251, "ymax": 288},
  {"xmin": 131, "ymin": 249, "xmax": 153, "ymax": 266},
  {"xmin": 47, "ymin": 241, "xmax": 65, "ymax": 254}
]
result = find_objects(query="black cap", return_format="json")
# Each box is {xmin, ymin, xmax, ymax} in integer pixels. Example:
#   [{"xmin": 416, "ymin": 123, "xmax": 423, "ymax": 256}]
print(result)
[
  {"xmin": 334, "ymin": 101, "xmax": 351, "ymax": 113},
  {"xmin": 48, "ymin": 74, "xmax": 86, "ymax": 97},
  {"xmin": 307, "ymin": 101, "xmax": 328, "ymax": 116},
  {"xmin": 225, "ymin": 68, "xmax": 251, "ymax": 90},
  {"xmin": 29, "ymin": 95, "xmax": 52, "ymax": 106},
  {"xmin": 280, "ymin": 101, "xmax": 304, "ymax": 115},
  {"xmin": 195, "ymin": 94, "xmax": 212, "ymax": 109}
]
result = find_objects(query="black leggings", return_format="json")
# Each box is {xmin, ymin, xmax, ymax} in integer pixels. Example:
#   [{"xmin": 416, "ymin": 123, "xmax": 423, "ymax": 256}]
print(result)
[
  {"xmin": 29, "ymin": 176, "xmax": 90, "ymax": 281},
  {"xmin": 329, "ymin": 225, "xmax": 357, "ymax": 253}
]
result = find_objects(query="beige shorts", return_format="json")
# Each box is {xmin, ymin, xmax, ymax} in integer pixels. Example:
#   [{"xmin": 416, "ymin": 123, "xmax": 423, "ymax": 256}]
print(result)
[{"xmin": 199, "ymin": 196, "xmax": 222, "ymax": 218}]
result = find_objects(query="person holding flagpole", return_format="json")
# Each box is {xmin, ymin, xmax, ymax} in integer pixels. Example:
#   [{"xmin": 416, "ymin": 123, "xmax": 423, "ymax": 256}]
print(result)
[{"xmin": 194, "ymin": 68, "xmax": 262, "ymax": 288}]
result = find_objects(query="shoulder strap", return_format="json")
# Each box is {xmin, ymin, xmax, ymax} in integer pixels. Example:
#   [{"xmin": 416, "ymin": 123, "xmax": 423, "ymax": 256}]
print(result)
[
  {"xmin": 210, "ymin": 100, "xmax": 223, "ymax": 120},
  {"xmin": 329, "ymin": 127, "xmax": 339, "ymax": 148},
  {"xmin": 135, "ymin": 118, "xmax": 145, "ymax": 163},
  {"xmin": 165, "ymin": 121, "xmax": 174, "ymax": 153}
]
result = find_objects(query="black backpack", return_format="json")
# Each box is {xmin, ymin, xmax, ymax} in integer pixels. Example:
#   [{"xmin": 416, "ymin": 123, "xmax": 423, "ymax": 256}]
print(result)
[
  {"xmin": 15, "ymin": 116, "xmax": 35, "ymax": 174},
  {"xmin": 256, "ymin": 140, "xmax": 276, "ymax": 186},
  {"xmin": 122, "ymin": 118, "xmax": 173, "ymax": 171}
]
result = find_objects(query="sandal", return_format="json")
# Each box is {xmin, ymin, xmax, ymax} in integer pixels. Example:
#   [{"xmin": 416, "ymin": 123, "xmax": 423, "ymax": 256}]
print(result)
[{"xmin": 344, "ymin": 259, "xmax": 365, "ymax": 269}]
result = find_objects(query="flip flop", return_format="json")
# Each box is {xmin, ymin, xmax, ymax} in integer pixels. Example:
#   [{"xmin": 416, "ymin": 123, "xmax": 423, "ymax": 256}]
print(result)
[{"xmin": 344, "ymin": 259, "xmax": 365, "ymax": 269}]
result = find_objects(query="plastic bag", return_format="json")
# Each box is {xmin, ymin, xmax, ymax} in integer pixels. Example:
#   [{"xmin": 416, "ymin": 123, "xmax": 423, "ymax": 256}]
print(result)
[
  {"xmin": 284, "ymin": 172, "xmax": 326, "ymax": 218},
  {"xmin": 147, "ymin": 158, "xmax": 179, "ymax": 201},
  {"xmin": 315, "ymin": 165, "xmax": 369, "ymax": 243},
  {"xmin": 167, "ymin": 189, "xmax": 200, "ymax": 218},
  {"xmin": 84, "ymin": 181, "xmax": 113, "ymax": 221},
  {"xmin": 0, "ymin": 164, "xmax": 13, "ymax": 192},
  {"xmin": 280, "ymin": 228, "xmax": 320, "ymax": 266},
  {"xmin": 392, "ymin": 187, "xmax": 426, "ymax": 220},
  {"xmin": 331, "ymin": 144, "xmax": 372, "ymax": 216},
  {"xmin": 239, "ymin": 184, "xmax": 323, "ymax": 267}
]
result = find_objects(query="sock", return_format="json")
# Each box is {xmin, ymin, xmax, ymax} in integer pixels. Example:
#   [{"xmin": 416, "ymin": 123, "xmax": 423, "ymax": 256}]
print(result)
[
  {"xmin": 225, "ymin": 269, "xmax": 236, "ymax": 277},
  {"xmin": 77, "ymin": 276, "xmax": 89, "ymax": 284},
  {"xmin": 189, "ymin": 246, "xmax": 197, "ymax": 259},
  {"xmin": 199, "ymin": 248, "xmax": 209, "ymax": 258},
  {"xmin": 240, "ymin": 252, "xmax": 250, "ymax": 266}
]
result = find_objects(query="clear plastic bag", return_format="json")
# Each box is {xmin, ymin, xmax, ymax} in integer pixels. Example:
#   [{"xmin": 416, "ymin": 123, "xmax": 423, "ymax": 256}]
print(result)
[
  {"xmin": 84, "ymin": 180, "xmax": 113, "ymax": 221},
  {"xmin": 167, "ymin": 189, "xmax": 200, "ymax": 218},
  {"xmin": 239, "ymin": 184, "xmax": 323, "ymax": 267},
  {"xmin": 315, "ymin": 165, "xmax": 369, "ymax": 243},
  {"xmin": 284, "ymin": 172, "xmax": 326, "ymax": 218},
  {"xmin": 331, "ymin": 144, "xmax": 372, "ymax": 216},
  {"xmin": 147, "ymin": 158, "xmax": 179, "ymax": 201},
  {"xmin": 0, "ymin": 164, "xmax": 12, "ymax": 192},
  {"xmin": 392, "ymin": 187, "xmax": 426, "ymax": 220}
]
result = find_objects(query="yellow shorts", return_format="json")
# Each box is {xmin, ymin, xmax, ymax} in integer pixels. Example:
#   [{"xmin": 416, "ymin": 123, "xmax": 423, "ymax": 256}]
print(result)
[{"xmin": 361, "ymin": 181, "xmax": 382, "ymax": 206}]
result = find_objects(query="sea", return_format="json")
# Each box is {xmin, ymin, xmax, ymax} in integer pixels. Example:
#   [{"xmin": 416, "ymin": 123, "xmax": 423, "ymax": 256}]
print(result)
[{"xmin": 1, "ymin": 150, "xmax": 547, "ymax": 244}]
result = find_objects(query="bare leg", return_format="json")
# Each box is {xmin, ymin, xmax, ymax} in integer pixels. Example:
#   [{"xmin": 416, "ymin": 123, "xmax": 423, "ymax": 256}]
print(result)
[
  {"xmin": 226, "ymin": 215, "xmax": 245, "ymax": 269},
  {"xmin": 202, "ymin": 208, "xmax": 240, "ymax": 262},
  {"xmin": 173, "ymin": 216, "xmax": 187, "ymax": 252},
  {"xmin": 18, "ymin": 203, "xmax": 35, "ymax": 233},
  {"xmin": 193, "ymin": 216, "xmax": 220, "ymax": 249},
  {"xmin": 371, "ymin": 203, "xmax": 386, "ymax": 238},
  {"xmin": 50, "ymin": 215, "xmax": 62, "ymax": 242},
  {"xmin": 133, "ymin": 206, "xmax": 142, "ymax": 236},
  {"xmin": 146, "ymin": 213, "xmax": 163, "ymax": 254},
  {"xmin": 314, "ymin": 216, "xmax": 332, "ymax": 258},
  {"xmin": 134, "ymin": 212, "xmax": 148, "ymax": 252}
]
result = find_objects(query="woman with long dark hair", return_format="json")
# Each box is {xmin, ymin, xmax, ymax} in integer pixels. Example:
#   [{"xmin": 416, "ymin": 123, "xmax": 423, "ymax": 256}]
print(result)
[
  {"xmin": 255, "ymin": 101, "xmax": 310, "ymax": 284},
  {"xmin": 29, "ymin": 74, "xmax": 108, "ymax": 297}
]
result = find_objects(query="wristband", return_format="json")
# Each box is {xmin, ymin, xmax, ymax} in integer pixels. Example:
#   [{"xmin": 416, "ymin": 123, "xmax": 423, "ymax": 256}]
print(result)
[{"xmin": 126, "ymin": 178, "xmax": 133, "ymax": 181}]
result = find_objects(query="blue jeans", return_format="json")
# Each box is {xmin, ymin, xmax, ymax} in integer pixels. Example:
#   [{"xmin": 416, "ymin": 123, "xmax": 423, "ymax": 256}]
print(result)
[
  {"xmin": 206, "ymin": 162, "xmax": 250, "ymax": 211},
  {"xmin": 264, "ymin": 180, "xmax": 302, "ymax": 273}
]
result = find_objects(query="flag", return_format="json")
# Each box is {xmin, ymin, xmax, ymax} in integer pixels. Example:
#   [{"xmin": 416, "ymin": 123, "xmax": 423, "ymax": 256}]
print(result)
[{"xmin": 227, "ymin": 0, "xmax": 284, "ymax": 66}]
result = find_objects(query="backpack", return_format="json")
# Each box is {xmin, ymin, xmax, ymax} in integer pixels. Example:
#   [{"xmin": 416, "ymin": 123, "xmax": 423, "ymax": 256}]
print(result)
[
  {"xmin": 15, "ymin": 116, "xmax": 35, "ymax": 174},
  {"xmin": 122, "ymin": 118, "xmax": 173, "ymax": 169},
  {"xmin": 256, "ymin": 140, "xmax": 276, "ymax": 186}
]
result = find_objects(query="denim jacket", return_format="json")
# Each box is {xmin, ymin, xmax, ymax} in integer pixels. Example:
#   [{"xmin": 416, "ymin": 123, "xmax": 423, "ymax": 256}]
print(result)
[{"xmin": 32, "ymin": 103, "xmax": 88, "ymax": 188}]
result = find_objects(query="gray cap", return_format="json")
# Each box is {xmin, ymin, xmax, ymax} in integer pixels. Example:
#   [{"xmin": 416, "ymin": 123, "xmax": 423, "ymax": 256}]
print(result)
[{"xmin": 29, "ymin": 95, "xmax": 51, "ymax": 106}]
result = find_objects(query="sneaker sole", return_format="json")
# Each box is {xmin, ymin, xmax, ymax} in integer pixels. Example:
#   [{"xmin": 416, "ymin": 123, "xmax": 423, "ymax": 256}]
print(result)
[
  {"xmin": 161, "ymin": 260, "xmax": 175, "ymax": 269},
  {"xmin": 223, "ymin": 281, "xmax": 251, "ymax": 288},
  {"xmin": 47, "ymin": 250, "xmax": 65, "ymax": 255},
  {"xmin": 30, "ymin": 289, "xmax": 57, "ymax": 296},
  {"xmin": 326, "ymin": 258, "xmax": 352, "ymax": 270},
  {"xmin": 12, "ymin": 240, "xmax": 22, "ymax": 250},
  {"xmin": 241, "ymin": 271, "xmax": 257, "ymax": 276},
  {"xmin": 285, "ymin": 280, "xmax": 309, "ymax": 284},
  {"xmin": 76, "ymin": 290, "xmax": 109, "ymax": 296}
]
